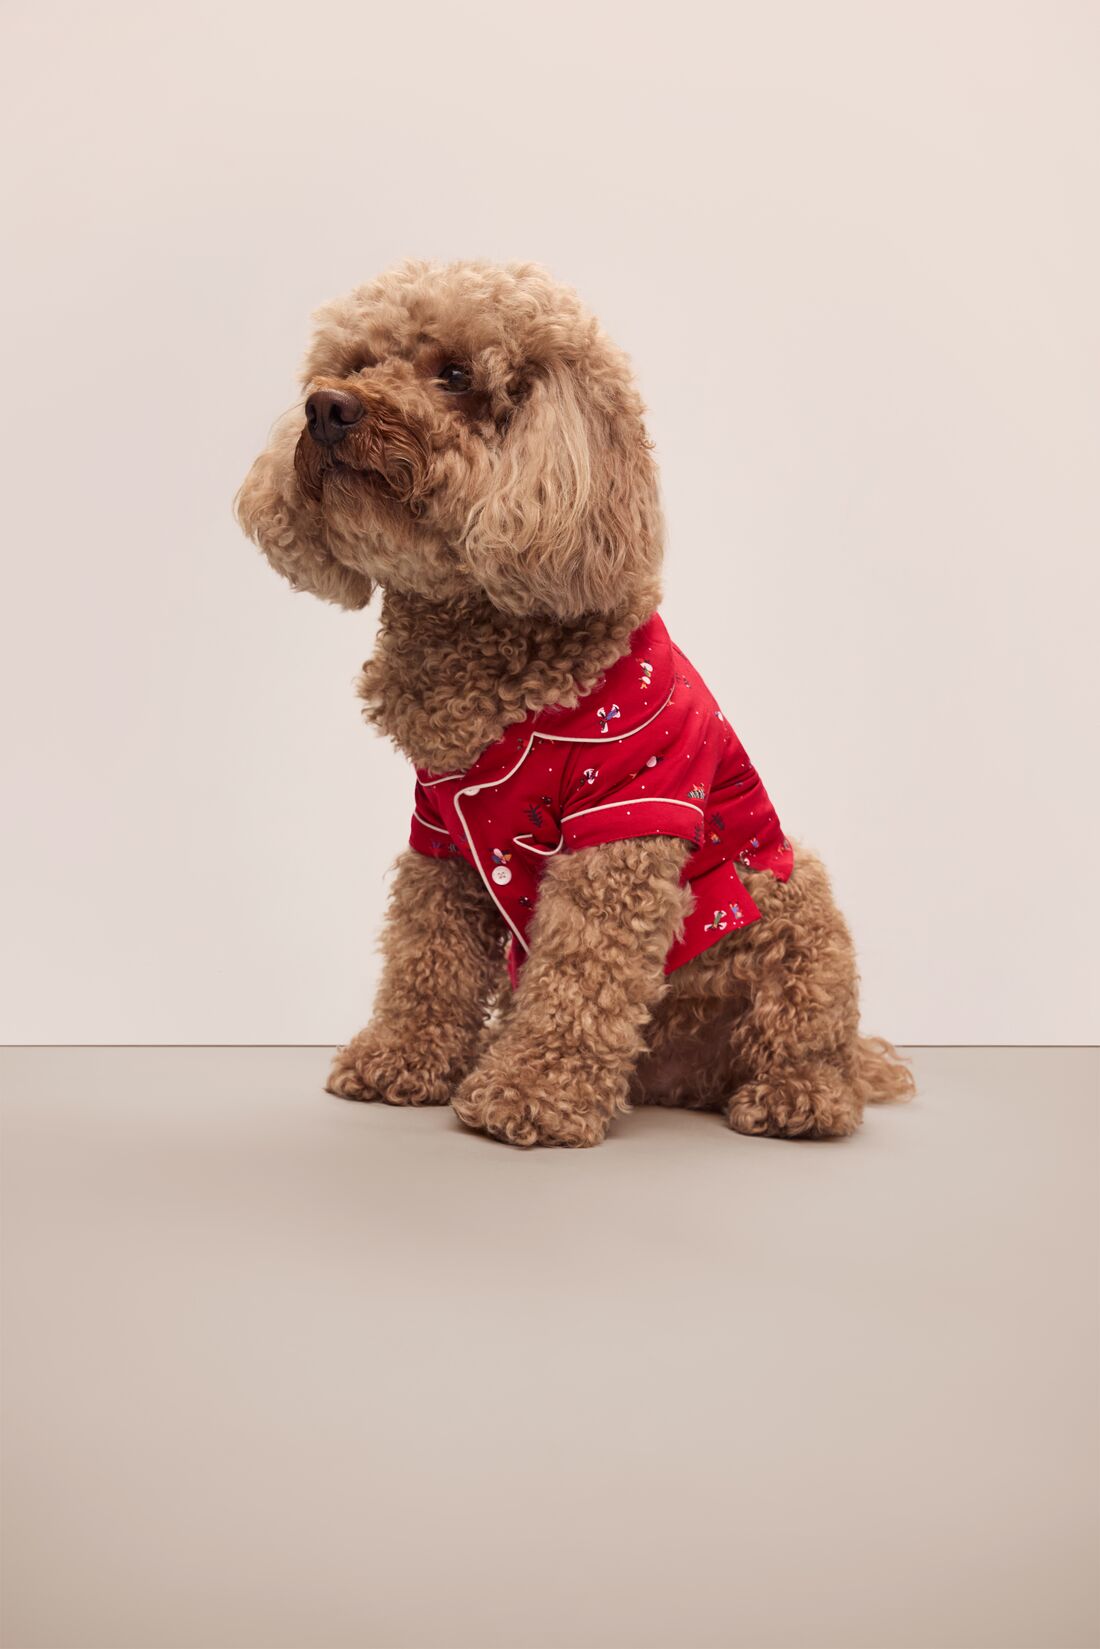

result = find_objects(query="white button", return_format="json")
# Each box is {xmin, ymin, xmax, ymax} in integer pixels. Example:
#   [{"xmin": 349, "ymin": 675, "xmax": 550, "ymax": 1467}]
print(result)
[{"xmin": 491, "ymin": 865, "xmax": 512, "ymax": 886}]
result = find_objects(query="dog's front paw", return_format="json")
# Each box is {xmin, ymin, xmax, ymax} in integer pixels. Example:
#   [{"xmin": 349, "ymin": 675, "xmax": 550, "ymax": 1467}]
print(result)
[
  {"xmin": 452, "ymin": 1054, "xmax": 615, "ymax": 1148},
  {"xmin": 326, "ymin": 1025, "xmax": 466, "ymax": 1107}
]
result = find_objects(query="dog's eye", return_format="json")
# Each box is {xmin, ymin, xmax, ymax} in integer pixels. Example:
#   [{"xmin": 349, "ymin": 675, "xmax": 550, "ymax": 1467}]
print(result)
[{"xmin": 437, "ymin": 363, "xmax": 472, "ymax": 394}]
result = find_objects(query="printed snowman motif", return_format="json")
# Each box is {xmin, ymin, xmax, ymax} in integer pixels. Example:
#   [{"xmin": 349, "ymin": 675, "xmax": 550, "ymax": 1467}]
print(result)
[{"xmin": 639, "ymin": 660, "xmax": 653, "ymax": 689}]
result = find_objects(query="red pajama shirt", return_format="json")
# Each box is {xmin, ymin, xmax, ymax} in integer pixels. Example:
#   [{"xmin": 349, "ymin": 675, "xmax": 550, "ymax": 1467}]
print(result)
[{"xmin": 408, "ymin": 614, "xmax": 793, "ymax": 987}]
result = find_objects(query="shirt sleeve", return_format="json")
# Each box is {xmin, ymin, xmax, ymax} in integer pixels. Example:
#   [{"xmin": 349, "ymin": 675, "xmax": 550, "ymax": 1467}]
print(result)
[
  {"xmin": 558, "ymin": 698, "xmax": 720, "ymax": 855},
  {"xmin": 408, "ymin": 781, "xmax": 455, "ymax": 860}
]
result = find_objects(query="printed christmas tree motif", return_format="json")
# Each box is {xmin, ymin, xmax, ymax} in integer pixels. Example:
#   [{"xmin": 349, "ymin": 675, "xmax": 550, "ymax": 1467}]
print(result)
[
  {"xmin": 596, "ymin": 704, "xmax": 621, "ymax": 734},
  {"xmin": 692, "ymin": 820, "xmax": 704, "ymax": 847},
  {"xmin": 639, "ymin": 659, "xmax": 654, "ymax": 689},
  {"xmin": 705, "ymin": 909, "xmax": 728, "ymax": 932},
  {"xmin": 524, "ymin": 801, "xmax": 545, "ymax": 829},
  {"xmin": 687, "ymin": 783, "xmax": 707, "ymax": 800},
  {"xmin": 582, "ymin": 767, "xmax": 599, "ymax": 785},
  {"xmin": 708, "ymin": 811, "xmax": 726, "ymax": 845}
]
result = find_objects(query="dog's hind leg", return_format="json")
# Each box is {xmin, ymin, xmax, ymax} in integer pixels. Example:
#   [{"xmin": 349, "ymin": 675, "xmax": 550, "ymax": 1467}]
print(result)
[{"xmin": 719, "ymin": 851, "xmax": 913, "ymax": 1139}]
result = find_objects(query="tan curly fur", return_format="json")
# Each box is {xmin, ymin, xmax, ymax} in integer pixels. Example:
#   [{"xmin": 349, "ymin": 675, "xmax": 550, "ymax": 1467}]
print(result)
[{"xmin": 238, "ymin": 258, "xmax": 913, "ymax": 1147}]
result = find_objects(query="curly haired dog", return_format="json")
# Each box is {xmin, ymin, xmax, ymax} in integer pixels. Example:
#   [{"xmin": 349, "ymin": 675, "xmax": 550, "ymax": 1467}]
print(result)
[{"xmin": 237, "ymin": 260, "xmax": 913, "ymax": 1147}]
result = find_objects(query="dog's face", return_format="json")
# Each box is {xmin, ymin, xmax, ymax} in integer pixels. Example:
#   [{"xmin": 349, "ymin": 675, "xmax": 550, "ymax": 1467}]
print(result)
[{"xmin": 236, "ymin": 261, "xmax": 663, "ymax": 620}]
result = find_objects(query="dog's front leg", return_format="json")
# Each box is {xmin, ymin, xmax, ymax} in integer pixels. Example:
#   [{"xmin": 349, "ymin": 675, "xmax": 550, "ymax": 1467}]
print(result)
[
  {"xmin": 327, "ymin": 851, "xmax": 505, "ymax": 1105},
  {"xmin": 453, "ymin": 838, "xmax": 691, "ymax": 1147}
]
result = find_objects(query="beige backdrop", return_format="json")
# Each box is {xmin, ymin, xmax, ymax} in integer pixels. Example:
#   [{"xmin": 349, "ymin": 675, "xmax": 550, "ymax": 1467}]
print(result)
[{"xmin": 1, "ymin": 0, "xmax": 1097, "ymax": 1045}]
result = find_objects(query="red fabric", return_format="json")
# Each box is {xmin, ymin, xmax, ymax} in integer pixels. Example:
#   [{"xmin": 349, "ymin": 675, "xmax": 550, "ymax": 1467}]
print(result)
[{"xmin": 409, "ymin": 614, "xmax": 793, "ymax": 986}]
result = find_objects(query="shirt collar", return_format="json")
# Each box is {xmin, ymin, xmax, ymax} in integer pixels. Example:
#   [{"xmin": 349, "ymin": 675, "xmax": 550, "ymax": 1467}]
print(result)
[
  {"xmin": 420, "ymin": 614, "xmax": 674, "ymax": 790},
  {"xmin": 527, "ymin": 612, "xmax": 673, "ymax": 742}
]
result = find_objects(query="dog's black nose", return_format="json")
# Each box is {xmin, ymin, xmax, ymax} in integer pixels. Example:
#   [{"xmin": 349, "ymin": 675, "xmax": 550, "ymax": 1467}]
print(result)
[{"xmin": 305, "ymin": 389, "xmax": 363, "ymax": 445}]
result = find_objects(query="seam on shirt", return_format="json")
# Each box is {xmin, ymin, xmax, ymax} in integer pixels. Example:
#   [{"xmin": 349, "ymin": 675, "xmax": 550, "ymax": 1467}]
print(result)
[{"xmin": 561, "ymin": 797, "xmax": 705, "ymax": 825}]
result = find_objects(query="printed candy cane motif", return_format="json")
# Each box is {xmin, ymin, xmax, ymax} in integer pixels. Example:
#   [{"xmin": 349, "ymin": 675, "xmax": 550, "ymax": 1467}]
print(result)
[
  {"xmin": 739, "ymin": 835, "xmax": 762, "ymax": 867},
  {"xmin": 596, "ymin": 704, "xmax": 620, "ymax": 734}
]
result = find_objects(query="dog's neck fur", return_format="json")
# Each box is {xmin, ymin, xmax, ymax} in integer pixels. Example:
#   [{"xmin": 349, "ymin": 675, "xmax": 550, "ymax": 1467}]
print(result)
[{"xmin": 358, "ymin": 588, "xmax": 651, "ymax": 773}]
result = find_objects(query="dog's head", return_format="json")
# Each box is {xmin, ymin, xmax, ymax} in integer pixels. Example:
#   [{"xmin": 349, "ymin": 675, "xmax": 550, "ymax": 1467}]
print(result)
[{"xmin": 236, "ymin": 261, "xmax": 663, "ymax": 620}]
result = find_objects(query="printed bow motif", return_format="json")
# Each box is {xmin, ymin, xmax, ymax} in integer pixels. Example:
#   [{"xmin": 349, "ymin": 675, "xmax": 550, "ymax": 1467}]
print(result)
[
  {"xmin": 596, "ymin": 704, "xmax": 620, "ymax": 734},
  {"xmin": 491, "ymin": 848, "xmax": 512, "ymax": 868}
]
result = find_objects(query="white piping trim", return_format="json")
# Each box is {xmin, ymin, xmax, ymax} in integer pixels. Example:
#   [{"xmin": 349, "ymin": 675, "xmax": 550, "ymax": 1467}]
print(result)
[
  {"xmin": 453, "ymin": 736, "xmax": 537, "ymax": 954},
  {"xmin": 412, "ymin": 809, "xmax": 443, "ymax": 832},
  {"xmin": 512, "ymin": 831, "xmax": 565, "ymax": 857},
  {"xmin": 531, "ymin": 685, "xmax": 675, "ymax": 745},
  {"xmin": 561, "ymin": 797, "xmax": 704, "ymax": 825}
]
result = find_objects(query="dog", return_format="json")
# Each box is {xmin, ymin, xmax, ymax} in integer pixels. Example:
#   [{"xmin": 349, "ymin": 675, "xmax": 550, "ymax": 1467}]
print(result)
[{"xmin": 237, "ymin": 259, "xmax": 913, "ymax": 1147}]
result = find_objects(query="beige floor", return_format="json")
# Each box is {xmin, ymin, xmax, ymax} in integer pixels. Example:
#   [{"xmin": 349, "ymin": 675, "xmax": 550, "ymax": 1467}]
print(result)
[{"xmin": 1, "ymin": 1048, "xmax": 1097, "ymax": 1649}]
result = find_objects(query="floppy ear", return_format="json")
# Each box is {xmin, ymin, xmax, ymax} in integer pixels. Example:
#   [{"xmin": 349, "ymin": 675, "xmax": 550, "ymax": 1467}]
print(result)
[
  {"xmin": 460, "ymin": 359, "xmax": 663, "ymax": 619},
  {"xmin": 235, "ymin": 414, "xmax": 373, "ymax": 611}
]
